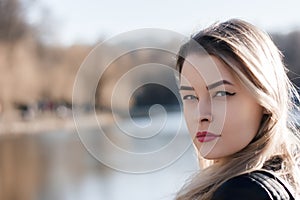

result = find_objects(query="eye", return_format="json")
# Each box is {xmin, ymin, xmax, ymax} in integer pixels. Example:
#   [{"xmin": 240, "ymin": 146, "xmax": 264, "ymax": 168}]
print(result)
[
  {"xmin": 213, "ymin": 91, "xmax": 236, "ymax": 97},
  {"xmin": 182, "ymin": 95, "xmax": 199, "ymax": 100}
]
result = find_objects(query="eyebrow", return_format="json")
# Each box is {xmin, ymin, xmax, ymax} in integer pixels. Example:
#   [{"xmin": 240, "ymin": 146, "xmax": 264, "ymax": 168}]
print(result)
[
  {"xmin": 207, "ymin": 80, "xmax": 233, "ymax": 90},
  {"xmin": 179, "ymin": 80, "xmax": 233, "ymax": 91},
  {"xmin": 179, "ymin": 86, "xmax": 194, "ymax": 90}
]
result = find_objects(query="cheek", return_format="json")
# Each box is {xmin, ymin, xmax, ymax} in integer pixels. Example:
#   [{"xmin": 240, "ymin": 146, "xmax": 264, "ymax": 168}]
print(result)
[
  {"xmin": 231, "ymin": 100, "xmax": 262, "ymax": 130},
  {"xmin": 222, "ymin": 102, "xmax": 263, "ymax": 146},
  {"xmin": 204, "ymin": 105, "xmax": 263, "ymax": 159},
  {"xmin": 183, "ymin": 104, "xmax": 198, "ymax": 135}
]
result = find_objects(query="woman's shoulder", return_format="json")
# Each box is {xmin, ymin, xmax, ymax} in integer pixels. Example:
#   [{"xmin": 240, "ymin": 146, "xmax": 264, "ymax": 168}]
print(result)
[{"xmin": 211, "ymin": 170, "xmax": 294, "ymax": 200}]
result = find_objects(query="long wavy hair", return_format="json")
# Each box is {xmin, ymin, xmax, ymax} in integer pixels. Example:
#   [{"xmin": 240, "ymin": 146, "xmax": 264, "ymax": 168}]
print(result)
[{"xmin": 175, "ymin": 19, "xmax": 300, "ymax": 199}]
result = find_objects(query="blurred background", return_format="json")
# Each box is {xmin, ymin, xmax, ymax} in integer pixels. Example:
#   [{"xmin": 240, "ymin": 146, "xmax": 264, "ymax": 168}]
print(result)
[{"xmin": 0, "ymin": 0, "xmax": 300, "ymax": 199}]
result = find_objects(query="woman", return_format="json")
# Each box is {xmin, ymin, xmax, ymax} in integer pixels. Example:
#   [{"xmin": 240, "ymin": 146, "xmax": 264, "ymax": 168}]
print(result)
[{"xmin": 175, "ymin": 19, "xmax": 300, "ymax": 199}]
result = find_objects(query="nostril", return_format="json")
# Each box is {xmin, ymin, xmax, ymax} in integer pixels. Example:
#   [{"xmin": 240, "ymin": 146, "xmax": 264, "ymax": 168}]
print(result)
[{"xmin": 199, "ymin": 114, "xmax": 213, "ymax": 122}]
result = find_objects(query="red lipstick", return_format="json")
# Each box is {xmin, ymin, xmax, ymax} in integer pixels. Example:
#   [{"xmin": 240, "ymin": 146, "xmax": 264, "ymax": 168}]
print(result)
[{"xmin": 196, "ymin": 131, "xmax": 220, "ymax": 143}]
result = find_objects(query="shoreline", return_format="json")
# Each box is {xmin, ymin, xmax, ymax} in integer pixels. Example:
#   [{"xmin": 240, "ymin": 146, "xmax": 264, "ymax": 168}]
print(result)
[{"xmin": 0, "ymin": 112, "xmax": 114, "ymax": 135}]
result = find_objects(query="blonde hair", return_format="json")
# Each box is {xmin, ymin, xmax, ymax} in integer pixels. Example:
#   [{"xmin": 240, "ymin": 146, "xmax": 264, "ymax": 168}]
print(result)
[{"xmin": 176, "ymin": 19, "xmax": 300, "ymax": 199}]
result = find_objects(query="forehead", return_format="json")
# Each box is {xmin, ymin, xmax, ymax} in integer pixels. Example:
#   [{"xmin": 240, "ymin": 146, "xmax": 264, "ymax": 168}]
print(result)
[{"xmin": 180, "ymin": 54, "xmax": 236, "ymax": 86}]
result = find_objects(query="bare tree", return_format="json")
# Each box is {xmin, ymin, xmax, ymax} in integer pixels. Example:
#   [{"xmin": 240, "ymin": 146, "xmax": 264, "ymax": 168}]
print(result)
[
  {"xmin": 0, "ymin": 0, "xmax": 30, "ymax": 42},
  {"xmin": 272, "ymin": 31, "xmax": 300, "ymax": 88}
]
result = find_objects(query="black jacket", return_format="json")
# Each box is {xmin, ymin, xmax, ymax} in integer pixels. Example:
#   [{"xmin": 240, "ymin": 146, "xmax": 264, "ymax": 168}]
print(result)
[{"xmin": 211, "ymin": 170, "xmax": 295, "ymax": 200}]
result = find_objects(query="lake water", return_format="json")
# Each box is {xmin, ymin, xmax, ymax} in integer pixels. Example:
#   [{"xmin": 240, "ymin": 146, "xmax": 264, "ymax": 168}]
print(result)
[{"xmin": 0, "ymin": 111, "xmax": 199, "ymax": 200}]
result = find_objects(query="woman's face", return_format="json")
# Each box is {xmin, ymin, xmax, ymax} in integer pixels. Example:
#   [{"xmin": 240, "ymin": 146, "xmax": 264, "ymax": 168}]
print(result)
[{"xmin": 179, "ymin": 54, "xmax": 263, "ymax": 160}]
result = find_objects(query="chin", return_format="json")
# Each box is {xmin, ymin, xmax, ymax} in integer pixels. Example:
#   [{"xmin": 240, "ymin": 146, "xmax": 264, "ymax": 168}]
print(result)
[
  {"xmin": 202, "ymin": 154, "xmax": 219, "ymax": 160},
  {"xmin": 200, "ymin": 150, "xmax": 228, "ymax": 160},
  {"xmin": 200, "ymin": 151, "xmax": 218, "ymax": 160}
]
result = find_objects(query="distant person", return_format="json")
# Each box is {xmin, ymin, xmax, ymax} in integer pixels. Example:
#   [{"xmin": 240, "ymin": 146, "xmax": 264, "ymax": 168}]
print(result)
[{"xmin": 175, "ymin": 19, "xmax": 299, "ymax": 199}]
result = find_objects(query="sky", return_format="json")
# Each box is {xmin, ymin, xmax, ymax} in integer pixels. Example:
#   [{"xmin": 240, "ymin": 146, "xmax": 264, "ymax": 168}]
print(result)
[{"xmin": 27, "ymin": 0, "xmax": 300, "ymax": 46}]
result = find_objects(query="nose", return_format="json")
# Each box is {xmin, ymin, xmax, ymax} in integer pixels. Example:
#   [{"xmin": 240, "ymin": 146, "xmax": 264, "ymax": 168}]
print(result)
[
  {"xmin": 197, "ymin": 96, "xmax": 212, "ymax": 123},
  {"xmin": 199, "ymin": 113, "xmax": 213, "ymax": 122}
]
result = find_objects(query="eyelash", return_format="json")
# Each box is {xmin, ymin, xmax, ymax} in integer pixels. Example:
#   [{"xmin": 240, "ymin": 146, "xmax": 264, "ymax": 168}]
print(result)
[
  {"xmin": 182, "ymin": 91, "xmax": 236, "ymax": 100},
  {"xmin": 213, "ymin": 91, "xmax": 236, "ymax": 97},
  {"xmin": 182, "ymin": 95, "xmax": 199, "ymax": 100}
]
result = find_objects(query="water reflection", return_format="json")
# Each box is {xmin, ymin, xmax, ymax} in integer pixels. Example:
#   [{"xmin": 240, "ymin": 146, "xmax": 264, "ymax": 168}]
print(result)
[{"xmin": 0, "ymin": 112, "xmax": 198, "ymax": 200}]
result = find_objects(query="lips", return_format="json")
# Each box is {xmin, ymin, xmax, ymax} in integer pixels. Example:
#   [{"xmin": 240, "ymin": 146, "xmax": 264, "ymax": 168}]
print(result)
[{"xmin": 196, "ymin": 131, "xmax": 220, "ymax": 143}]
